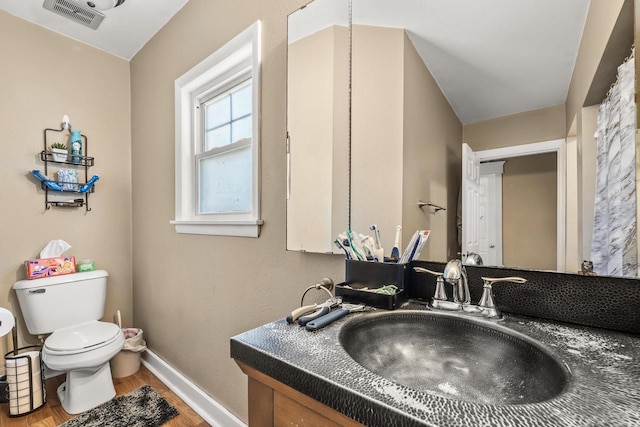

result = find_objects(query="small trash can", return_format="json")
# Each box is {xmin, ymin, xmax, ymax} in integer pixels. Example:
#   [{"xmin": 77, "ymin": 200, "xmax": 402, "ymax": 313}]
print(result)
[
  {"xmin": 4, "ymin": 346, "xmax": 46, "ymax": 417},
  {"xmin": 111, "ymin": 328, "xmax": 147, "ymax": 378}
]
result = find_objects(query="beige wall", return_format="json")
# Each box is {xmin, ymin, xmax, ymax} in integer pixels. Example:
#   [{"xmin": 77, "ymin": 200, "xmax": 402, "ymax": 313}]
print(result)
[
  {"xmin": 565, "ymin": 0, "xmax": 626, "ymax": 132},
  {"xmin": 463, "ymin": 104, "xmax": 566, "ymax": 150},
  {"xmin": 350, "ymin": 25, "xmax": 462, "ymax": 258},
  {"xmin": 402, "ymin": 32, "xmax": 462, "ymax": 261},
  {"xmin": 329, "ymin": 26, "xmax": 351, "ymax": 254},
  {"xmin": 0, "ymin": 12, "xmax": 132, "ymax": 352},
  {"xmin": 130, "ymin": 0, "xmax": 345, "ymax": 420},
  {"xmin": 350, "ymin": 25, "xmax": 405, "ymax": 251},
  {"xmin": 502, "ymin": 153, "xmax": 557, "ymax": 269}
]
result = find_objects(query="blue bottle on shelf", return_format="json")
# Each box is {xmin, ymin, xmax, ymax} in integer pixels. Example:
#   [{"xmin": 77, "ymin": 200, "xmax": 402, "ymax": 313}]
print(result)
[{"xmin": 70, "ymin": 130, "xmax": 82, "ymax": 164}]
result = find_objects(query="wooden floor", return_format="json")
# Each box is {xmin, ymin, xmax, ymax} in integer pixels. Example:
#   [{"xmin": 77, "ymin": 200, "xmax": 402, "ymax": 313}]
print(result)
[{"xmin": 0, "ymin": 365, "xmax": 210, "ymax": 427}]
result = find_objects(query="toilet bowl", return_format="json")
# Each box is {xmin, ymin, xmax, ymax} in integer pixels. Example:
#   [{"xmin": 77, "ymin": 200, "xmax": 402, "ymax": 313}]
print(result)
[
  {"xmin": 42, "ymin": 320, "xmax": 125, "ymax": 414},
  {"xmin": 13, "ymin": 270, "xmax": 124, "ymax": 415}
]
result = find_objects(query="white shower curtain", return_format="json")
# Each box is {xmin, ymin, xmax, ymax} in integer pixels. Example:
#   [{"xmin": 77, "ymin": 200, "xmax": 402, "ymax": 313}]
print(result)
[{"xmin": 591, "ymin": 50, "xmax": 637, "ymax": 277}]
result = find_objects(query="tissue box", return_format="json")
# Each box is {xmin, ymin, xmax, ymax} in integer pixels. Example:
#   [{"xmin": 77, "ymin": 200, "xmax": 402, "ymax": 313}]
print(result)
[{"xmin": 26, "ymin": 257, "xmax": 76, "ymax": 280}]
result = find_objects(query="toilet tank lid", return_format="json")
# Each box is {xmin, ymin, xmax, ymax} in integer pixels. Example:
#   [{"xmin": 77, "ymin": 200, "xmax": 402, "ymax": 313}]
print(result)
[{"xmin": 13, "ymin": 270, "xmax": 108, "ymax": 290}]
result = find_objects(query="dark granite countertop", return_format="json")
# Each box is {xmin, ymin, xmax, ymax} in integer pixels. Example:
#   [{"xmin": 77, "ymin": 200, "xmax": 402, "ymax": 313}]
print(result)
[{"xmin": 230, "ymin": 302, "xmax": 640, "ymax": 426}]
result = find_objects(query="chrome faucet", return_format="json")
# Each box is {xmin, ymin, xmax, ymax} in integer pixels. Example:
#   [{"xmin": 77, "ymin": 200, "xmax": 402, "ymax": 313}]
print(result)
[
  {"xmin": 477, "ymin": 276, "xmax": 527, "ymax": 318},
  {"xmin": 443, "ymin": 259, "xmax": 471, "ymax": 306},
  {"xmin": 414, "ymin": 260, "xmax": 527, "ymax": 319}
]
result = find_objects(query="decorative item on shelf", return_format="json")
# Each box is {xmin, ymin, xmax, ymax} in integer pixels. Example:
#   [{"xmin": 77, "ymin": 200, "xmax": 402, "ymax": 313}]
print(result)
[
  {"xmin": 56, "ymin": 169, "xmax": 79, "ymax": 191},
  {"xmin": 77, "ymin": 259, "xmax": 95, "ymax": 272},
  {"xmin": 50, "ymin": 142, "xmax": 68, "ymax": 162},
  {"xmin": 70, "ymin": 130, "xmax": 82, "ymax": 164}
]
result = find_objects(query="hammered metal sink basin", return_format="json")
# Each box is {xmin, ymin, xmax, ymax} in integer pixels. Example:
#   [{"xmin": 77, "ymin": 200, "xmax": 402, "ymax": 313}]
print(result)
[{"xmin": 339, "ymin": 311, "xmax": 569, "ymax": 405}]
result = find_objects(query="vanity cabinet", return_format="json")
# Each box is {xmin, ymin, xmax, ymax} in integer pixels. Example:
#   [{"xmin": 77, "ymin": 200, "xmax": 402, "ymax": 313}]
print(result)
[{"xmin": 237, "ymin": 362, "xmax": 363, "ymax": 427}]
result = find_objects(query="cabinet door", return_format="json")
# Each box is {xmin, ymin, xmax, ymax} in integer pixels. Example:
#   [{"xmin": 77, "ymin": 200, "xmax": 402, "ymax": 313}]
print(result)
[{"xmin": 274, "ymin": 391, "xmax": 342, "ymax": 427}]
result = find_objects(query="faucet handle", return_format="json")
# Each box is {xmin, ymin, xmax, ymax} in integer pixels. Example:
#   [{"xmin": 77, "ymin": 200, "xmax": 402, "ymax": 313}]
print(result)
[
  {"xmin": 481, "ymin": 276, "xmax": 527, "ymax": 285},
  {"xmin": 413, "ymin": 267, "xmax": 443, "ymax": 276},
  {"xmin": 478, "ymin": 276, "xmax": 527, "ymax": 319},
  {"xmin": 414, "ymin": 268, "xmax": 463, "ymax": 310}
]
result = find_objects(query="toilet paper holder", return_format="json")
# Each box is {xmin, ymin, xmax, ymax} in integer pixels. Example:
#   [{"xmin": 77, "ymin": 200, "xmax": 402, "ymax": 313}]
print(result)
[{"xmin": 4, "ymin": 346, "xmax": 46, "ymax": 417}]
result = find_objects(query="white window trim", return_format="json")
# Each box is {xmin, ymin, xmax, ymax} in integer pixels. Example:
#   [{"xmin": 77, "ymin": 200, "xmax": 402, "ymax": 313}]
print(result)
[{"xmin": 171, "ymin": 21, "xmax": 263, "ymax": 237}]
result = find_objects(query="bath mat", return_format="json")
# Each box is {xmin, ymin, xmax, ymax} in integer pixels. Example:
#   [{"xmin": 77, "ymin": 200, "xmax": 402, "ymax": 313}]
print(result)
[{"xmin": 58, "ymin": 385, "xmax": 178, "ymax": 427}]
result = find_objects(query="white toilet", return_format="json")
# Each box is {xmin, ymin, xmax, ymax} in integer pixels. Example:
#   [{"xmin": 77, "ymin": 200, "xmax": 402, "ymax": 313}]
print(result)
[{"xmin": 13, "ymin": 270, "xmax": 125, "ymax": 414}]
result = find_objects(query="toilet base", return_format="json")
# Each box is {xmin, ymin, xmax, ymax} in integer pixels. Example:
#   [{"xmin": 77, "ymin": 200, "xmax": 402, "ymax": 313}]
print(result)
[{"xmin": 57, "ymin": 363, "xmax": 116, "ymax": 414}]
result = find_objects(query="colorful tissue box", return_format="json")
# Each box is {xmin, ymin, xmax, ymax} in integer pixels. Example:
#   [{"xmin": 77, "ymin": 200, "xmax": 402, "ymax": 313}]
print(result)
[{"xmin": 26, "ymin": 257, "xmax": 76, "ymax": 279}]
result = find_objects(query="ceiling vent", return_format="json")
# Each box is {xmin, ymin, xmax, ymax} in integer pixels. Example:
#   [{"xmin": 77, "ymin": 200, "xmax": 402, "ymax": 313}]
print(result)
[{"xmin": 42, "ymin": 0, "xmax": 106, "ymax": 30}]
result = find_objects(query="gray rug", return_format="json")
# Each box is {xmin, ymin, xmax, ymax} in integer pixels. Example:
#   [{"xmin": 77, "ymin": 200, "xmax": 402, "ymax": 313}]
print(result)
[{"xmin": 59, "ymin": 385, "xmax": 178, "ymax": 427}]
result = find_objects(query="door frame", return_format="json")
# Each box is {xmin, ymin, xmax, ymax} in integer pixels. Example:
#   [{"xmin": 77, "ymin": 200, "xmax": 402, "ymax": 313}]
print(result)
[{"xmin": 472, "ymin": 139, "xmax": 566, "ymax": 271}]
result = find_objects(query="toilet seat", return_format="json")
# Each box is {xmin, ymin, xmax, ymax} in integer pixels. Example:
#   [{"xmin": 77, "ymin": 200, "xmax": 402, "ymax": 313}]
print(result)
[{"xmin": 45, "ymin": 321, "xmax": 122, "ymax": 356}]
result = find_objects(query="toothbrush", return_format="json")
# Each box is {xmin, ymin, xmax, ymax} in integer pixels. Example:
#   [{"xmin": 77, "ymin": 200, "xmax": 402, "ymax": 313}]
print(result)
[
  {"xmin": 391, "ymin": 225, "xmax": 402, "ymax": 260},
  {"xmin": 369, "ymin": 225, "xmax": 384, "ymax": 263},
  {"xmin": 334, "ymin": 239, "xmax": 352, "ymax": 259},
  {"xmin": 409, "ymin": 230, "xmax": 431, "ymax": 261},
  {"xmin": 344, "ymin": 239, "xmax": 358, "ymax": 260},
  {"xmin": 399, "ymin": 230, "xmax": 431, "ymax": 263},
  {"xmin": 359, "ymin": 234, "xmax": 376, "ymax": 260},
  {"xmin": 399, "ymin": 231, "xmax": 420, "ymax": 263},
  {"xmin": 347, "ymin": 230, "xmax": 366, "ymax": 261},
  {"xmin": 339, "ymin": 233, "xmax": 358, "ymax": 260}
]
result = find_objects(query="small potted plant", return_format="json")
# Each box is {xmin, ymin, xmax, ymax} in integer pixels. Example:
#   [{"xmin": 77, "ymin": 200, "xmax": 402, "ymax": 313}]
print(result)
[{"xmin": 50, "ymin": 142, "xmax": 68, "ymax": 162}]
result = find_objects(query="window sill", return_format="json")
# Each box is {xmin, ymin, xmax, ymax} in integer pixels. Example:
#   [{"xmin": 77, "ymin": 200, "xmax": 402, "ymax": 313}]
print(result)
[{"xmin": 170, "ymin": 219, "xmax": 264, "ymax": 237}]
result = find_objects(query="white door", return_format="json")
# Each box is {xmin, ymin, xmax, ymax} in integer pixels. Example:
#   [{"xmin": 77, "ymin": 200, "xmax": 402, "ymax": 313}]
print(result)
[
  {"xmin": 478, "ymin": 161, "xmax": 504, "ymax": 266},
  {"xmin": 478, "ymin": 175, "xmax": 492, "ymax": 264},
  {"xmin": 462, "ymin": 143, "xmax": 480, "ymax": 259}
]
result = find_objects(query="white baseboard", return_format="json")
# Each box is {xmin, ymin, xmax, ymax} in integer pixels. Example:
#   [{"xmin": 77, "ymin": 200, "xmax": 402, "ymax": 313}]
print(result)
[{"xmin": 142, "ymin": 350, "xmax": 246, "ymax": 427}]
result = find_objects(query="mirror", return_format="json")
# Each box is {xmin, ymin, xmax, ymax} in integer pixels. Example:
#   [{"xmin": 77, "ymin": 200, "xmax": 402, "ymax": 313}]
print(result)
[
  {"xmin": 287, "ymin": 0, "xmax": 639, "ymax": 278},
  {"xmin": 286, "ymin": 0, "xmax": 351, "ymax": 254}
]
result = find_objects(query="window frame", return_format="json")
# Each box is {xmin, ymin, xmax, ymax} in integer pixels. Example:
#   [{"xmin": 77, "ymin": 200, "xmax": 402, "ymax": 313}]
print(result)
[
  {"xmin": 199, "ymin": 76, "xmax": 252, "ymax": 154},
  {"xmin": 172, "ymin": 21, "xmax": 262, "ymax": 237}
]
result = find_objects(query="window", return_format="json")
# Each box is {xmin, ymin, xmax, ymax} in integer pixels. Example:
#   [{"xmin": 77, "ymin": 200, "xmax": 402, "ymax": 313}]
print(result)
[
  {"xmin": 197, "ymin": 78, "xmax": 252, "ymax": 214},
  {"xmin": 172, "ymin": 21, "xmax": 262, "ymax": 237}
]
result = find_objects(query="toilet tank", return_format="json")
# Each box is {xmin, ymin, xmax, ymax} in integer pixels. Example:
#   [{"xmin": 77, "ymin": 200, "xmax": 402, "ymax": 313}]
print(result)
[{"xmin": 13, "ymin": 270, "xmax": 109, "ymax": 335}]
